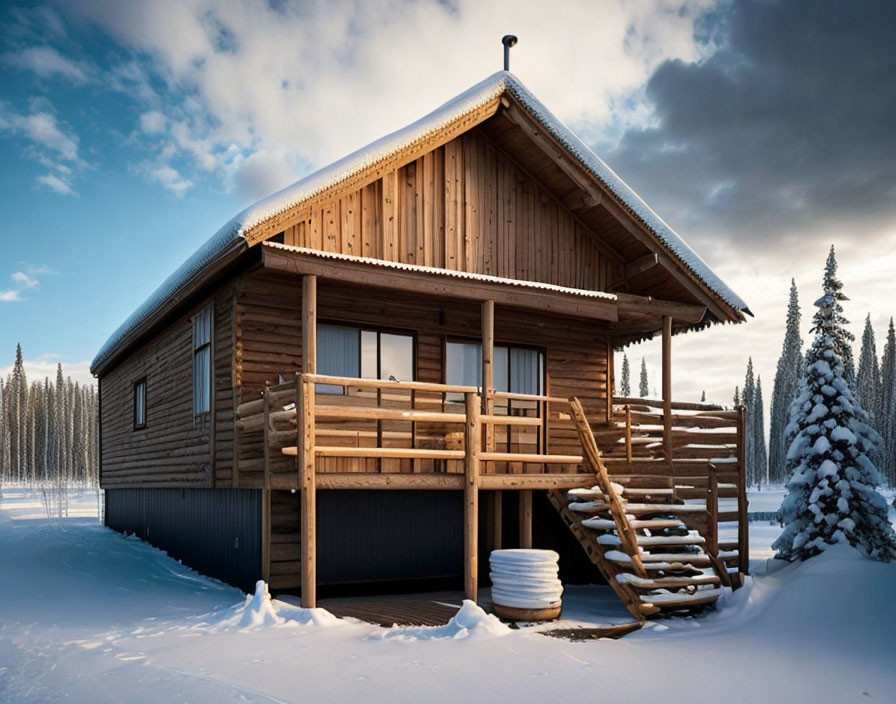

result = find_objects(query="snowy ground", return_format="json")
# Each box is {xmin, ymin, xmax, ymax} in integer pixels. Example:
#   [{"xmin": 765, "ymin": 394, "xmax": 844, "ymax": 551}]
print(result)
[{"xmin": 2, "ymin": 487, "xmax": 895, "ymax": 703}]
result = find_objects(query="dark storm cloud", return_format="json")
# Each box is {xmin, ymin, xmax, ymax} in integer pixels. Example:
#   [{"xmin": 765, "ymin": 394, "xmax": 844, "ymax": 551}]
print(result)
[{"xmin": 607, "ymin": 0, "xmax": 896, "ymax": 249}]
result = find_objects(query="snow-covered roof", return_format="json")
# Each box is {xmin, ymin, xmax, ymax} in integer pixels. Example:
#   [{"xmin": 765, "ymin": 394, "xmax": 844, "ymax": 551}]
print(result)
[
  {"xmin": 92, "ymin": 70, "xmax": 747, "ymax": 374},
  {"xmin": 263, "ymin": 242, "xmax": 618, "ymax": 300}
]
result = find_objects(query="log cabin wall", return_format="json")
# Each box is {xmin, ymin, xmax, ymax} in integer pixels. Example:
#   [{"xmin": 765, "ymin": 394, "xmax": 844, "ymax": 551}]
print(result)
[
  {"xmin": 100, "ymin": 288, "xmax": 235, "ymax": 489},
  {"xmin": 233, "ymin": 271, "xmax": 610, "ymax": 485},
  {"xmin": 280, "ymin": 129, "xmax": 623, "ymax": 291}
]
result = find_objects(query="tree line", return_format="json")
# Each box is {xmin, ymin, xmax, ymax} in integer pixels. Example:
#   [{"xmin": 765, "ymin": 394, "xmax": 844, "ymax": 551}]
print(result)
[{"xmin": 0, "ymin": 344, "xmax": 99, "ymax": 486}]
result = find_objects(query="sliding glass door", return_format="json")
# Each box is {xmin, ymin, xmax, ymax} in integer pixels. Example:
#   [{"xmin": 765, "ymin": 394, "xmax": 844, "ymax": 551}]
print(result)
[{"xmin": 317, "ymin": 324, "xmax": 414, "ymax": 392}]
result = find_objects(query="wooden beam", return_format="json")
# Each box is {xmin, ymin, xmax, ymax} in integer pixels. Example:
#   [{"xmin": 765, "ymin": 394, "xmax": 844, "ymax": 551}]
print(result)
[
  {"xmin": 464, "ymin": 392, "xmax": 481, "ymax": 602},
  {"xmin": 625, "ymin": 252, "xmax": 659, "ymax": 280},
  {"xmin": 519, "ymin": 490, "xmax": 533, "ymax": 548},
  {"xmin": 262, "ymin": 244, "xmax": 619, "ymax": 323},
  {"xmin": 615, "ymin": 293, "xmax": 706, "ymax": 324},
  {"xmin": 482, "ymin": 300, "xmax": 495, "ymax": 454},
  {"xmin": 737, "ymin": 405, "xmax": 749, "ymax": 577},
  {"xmin": 479, "ymin": 474, "xmax": 593, "ymax": 490},
  {"xmin": 492, "ymin": 490, "xmax": 503, "ymax": 551},
  {"xmin": 299, "ymin": 376, "xmax": 316, "ymax": 607},
  {"xmin": 662, "ymin": 315, "xmax": 672, "ymax": 465},
  {"xmin": 302, "ymin": 275, "xmax": 317, "ymax": 374},
  {"xmin": 261, "ymin": 488, "xmax": 271, "ymax": 584}
]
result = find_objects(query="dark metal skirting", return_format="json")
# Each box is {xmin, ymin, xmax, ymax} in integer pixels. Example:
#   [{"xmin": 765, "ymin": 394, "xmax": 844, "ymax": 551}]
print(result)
[{"xmin": 105, "ymin": 488, "xmax": 262, "ymax": 592}]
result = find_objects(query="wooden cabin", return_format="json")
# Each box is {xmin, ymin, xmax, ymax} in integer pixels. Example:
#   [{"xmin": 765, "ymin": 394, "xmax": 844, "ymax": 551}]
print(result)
[{"xmin": 92, "ymin": 72, "xmax": 751, "ymax": 620}]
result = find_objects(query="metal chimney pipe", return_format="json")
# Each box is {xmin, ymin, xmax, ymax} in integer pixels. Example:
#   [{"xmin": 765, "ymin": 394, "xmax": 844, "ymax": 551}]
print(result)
[{"xmin": 502, "ymin": 35, "xmax": 518, "ymax": 71}]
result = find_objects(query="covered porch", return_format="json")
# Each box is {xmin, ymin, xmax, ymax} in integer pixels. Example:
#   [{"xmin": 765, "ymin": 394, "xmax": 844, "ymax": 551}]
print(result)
[{"xmin": 233, "ymin": 243, "xmax": 748, "ymax": 620}]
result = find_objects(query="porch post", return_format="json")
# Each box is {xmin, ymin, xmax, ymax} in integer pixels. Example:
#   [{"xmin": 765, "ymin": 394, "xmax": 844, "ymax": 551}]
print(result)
[
  {"xmin": 519, "ymin": 490, "xmax": 533, "ymax": 548},
  {"xmin": 301, "ymin": 274, "xmax": 317, "ymax": 607},
  {"xmin": 662, "ymin": 315, "xmax": 672, "ymax": 465},
  {"xmin": 464, "ymin": 392, "xmax": 481, "ymax": 601},
  {"xmin": 482, "ymin": 300, "xmax": 502, "ymax": 549}
]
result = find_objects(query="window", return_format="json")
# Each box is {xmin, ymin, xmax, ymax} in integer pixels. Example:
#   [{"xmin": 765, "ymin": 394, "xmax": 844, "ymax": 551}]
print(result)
[
  {"xmin": 317, "ymin": 324, "xmax": 414, "ymax": 392},
  {"xmin": 445, "ymin": 341, "xmax": 543, "ymax": 410},
  {"xmin": 134, "ymin": 378, "xmax": 147, "ymax": 430},
  {"xmin": 193, "ymin": 305, "xmax": 212, "ymax": 414}
]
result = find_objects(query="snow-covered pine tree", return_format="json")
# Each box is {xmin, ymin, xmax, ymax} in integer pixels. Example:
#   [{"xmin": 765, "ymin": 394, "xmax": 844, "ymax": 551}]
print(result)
[
  {"xmin": 733, "ymin": 386, "xmax": 740, "ymax": 407},
  {"xmin": 821, "ymin": 246, "xmax": 856, "ymax": 385},
  {"xmin": 620, "ymin": 354, "xmax": 631, "ymax": 396},
  {"xmin": 880, "ymin": 319, "xmax": 896, "ymax": 486},
  {"xmin": 769, "ymin": 279, "xmax": 803, "ymax": 484},
  {"xmin": 639, "ymin": 358, "xmax": 649, "ymax": 397},
  {"xmin": 856, "ymin": 314, "xmax": 882, "ymax": 465},
  {"xmin": 752, "ymin": 376, "xmax": 768, "ymax": 486},
  {"xmin": 743, "ymin": 358, "xmax": 756, "ymax": 485},
  {"xmin": 773, "ymin": 287, "xmax": 896, "ymax": 561},
  {"xmin": 701, "ymin": 390, "xmax": 706, "ymax": 402}
]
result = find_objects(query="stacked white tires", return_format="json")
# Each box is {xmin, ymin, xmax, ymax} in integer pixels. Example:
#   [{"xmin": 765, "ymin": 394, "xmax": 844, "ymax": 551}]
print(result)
[{"xmin": 489, "ymin": 549, "xmax": 563, "ymax": 621}]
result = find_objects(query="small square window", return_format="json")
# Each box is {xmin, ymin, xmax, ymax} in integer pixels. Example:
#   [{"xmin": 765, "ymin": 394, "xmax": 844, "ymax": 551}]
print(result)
[{"xmin": 134, "ymin": 378, "xmax": 147, "ymax": 430}]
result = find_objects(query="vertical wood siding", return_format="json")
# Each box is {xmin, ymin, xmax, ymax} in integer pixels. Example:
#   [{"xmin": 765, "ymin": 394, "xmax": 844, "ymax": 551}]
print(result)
[{"xmin": 282, "ymin": 130, "xmax": 622, "ymax": 290}]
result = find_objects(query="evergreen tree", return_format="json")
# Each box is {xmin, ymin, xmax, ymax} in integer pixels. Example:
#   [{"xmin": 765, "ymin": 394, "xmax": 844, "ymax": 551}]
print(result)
[
  {"xmin": 620, "ymin": 354, "xmax": 631, "ymax": 397},
  {"xmin": 700, "ymin": 390, "xmax": 706, "ymax": 402},
  {"xmin": 743, "ymin": 358, "xmax": 756, "ymax": 485},
  {"xmin": 752, "ymin": 376, "xmax": 768, "ymax": 486},
  {"xmin": 773, "ymin": 285, "xmax": 896, "ymax": 562},
  {"xmin": 856, "ymin": 314, "xmax": 882, "ymax": 464},
  {"xmin": 820, "ymin": 245, "xmax": 855, "ymax": 384},
  {"xmin": 769, "ymin": 279, "xmax": 803, "ymax": 484},
  {"xmin": 733, "ymin": 386, "xmax": 740, "ymax": 407},
  {"xmin": 880, "ymin": 319, "xmax": 896, "ymax": 485},
  {"xmin": 639, "ymin": 358, "xmax": 649, "ymax": 397}
]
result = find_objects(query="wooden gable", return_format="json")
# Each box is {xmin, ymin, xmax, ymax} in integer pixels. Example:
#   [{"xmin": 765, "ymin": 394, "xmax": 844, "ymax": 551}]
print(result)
[{"xmin": 274, "ymin": 127, "xmax": 624, "ymax": 293}]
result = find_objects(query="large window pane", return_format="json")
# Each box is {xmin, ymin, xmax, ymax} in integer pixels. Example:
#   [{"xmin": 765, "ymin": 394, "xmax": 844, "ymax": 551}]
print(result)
[
  {"xmin": 379, "ymin": 333, "xmax": 413, "ymax": 382},
  {"xmin": 446, "ymin": 342, "xmax": 481, "ymax": 387},
  {"xmin": 493, "ymin": 346, "xmax": 509, "ymax": 392},
  {"xmin": 360, "ymin": 330, "xmax": 378, "ymax": 379},
  {"xmin": 318, "ymin": 324, "xmax": 360, "ymax": 393},
  {"xmin": 510, "ymin": 348, "xmax": 541, "ymax": 395}
]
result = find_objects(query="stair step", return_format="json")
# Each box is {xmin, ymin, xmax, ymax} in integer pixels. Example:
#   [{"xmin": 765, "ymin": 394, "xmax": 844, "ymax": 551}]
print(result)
[
  {"xmin": 582, "ymin": 517, "xmax": 686, "ymax": 531},
  {"xmin": 597, "ymin": 532, "xmax": 706, "ymax": 547},
  {"xmin": 623, "ymin": 503, "xmax": 708, "ymax": 515},
  {"xmin": 641, "ymin": 587, "xmax": 724, "ymax": 608},
  {"xmin": 623, "ymin": 487, "xmax": 675, "ymax": 497},
  {"xmin": 639, "ymin": 552, "xmax": 713, "ymax": 566},
  {"xmin": 616, "ymin": 573, "xmax": 720, "ymax": 589},
  {"xmin": 635, "ymin": 533, "xmax": 705, "ymax": 547}
]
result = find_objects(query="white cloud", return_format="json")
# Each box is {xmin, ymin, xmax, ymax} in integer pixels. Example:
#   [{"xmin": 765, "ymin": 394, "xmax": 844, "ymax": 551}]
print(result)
[
  {"xmin": 0, "ymin": 265, "xmax": 53, "ymax": 302},
  {"xmin": 229, "ymin": 150, "xmax": 295, "ymax": 202},
  {"xmin": 0, "ymin": 101, "xmax": 81, "ymax": 193},
  {"xmin": 4, "ymin": 45, "xmax": 91, "ymax": 83},
  {"xmin": 37, "ymin": 172, "xmax": 75, "ymax": 195},
  {"xmin": 148, "ymin": 163, "xmax": 193, "ymax": 196},
  {"xmin": 139, "ymin": 110, "xmax": 167, "ymax": 134},
  {"xmin": 61, "ymin": 0, "xmax": 714, "ymax": 202}
]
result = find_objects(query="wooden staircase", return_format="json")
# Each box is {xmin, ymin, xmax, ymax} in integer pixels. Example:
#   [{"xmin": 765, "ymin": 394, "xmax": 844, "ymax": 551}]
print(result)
[{"xmin": 547, "ymin": 397, "xmax": 728, "ymax": 620}]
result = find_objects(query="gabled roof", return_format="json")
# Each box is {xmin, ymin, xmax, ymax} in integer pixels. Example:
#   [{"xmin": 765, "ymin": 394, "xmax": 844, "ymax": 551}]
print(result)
[{"xmin": 91, "ymin": 71, "xmax": 748, "ymax": 375}]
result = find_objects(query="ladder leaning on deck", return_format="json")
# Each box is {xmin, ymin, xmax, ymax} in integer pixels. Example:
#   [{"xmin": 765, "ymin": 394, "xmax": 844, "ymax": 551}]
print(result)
[{"xmin": 547, "ymin": 397, "xmax": 726, "ymax": 620}]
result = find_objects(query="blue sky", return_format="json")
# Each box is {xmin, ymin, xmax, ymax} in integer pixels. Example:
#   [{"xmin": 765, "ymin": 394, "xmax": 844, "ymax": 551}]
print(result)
[{"xmin": 1, "ymin": 1, "xmax": 893, "ymax": 406}]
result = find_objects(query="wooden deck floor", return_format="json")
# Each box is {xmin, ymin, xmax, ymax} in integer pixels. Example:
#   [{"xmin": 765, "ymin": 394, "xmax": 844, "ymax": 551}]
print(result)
[
  {"xmin": 318, "ymin": 591, "xmax": 478, "ymax": 627},
  {"xmin": 277, "ymin": 586, "xmax": 642, "ymax": 639}
]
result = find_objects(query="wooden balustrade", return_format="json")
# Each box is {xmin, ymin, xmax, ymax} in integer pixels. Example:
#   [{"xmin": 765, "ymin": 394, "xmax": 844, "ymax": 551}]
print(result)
[{"xmin": 237, "ymin": 376, "xmax": 750, "ymax": 602}]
